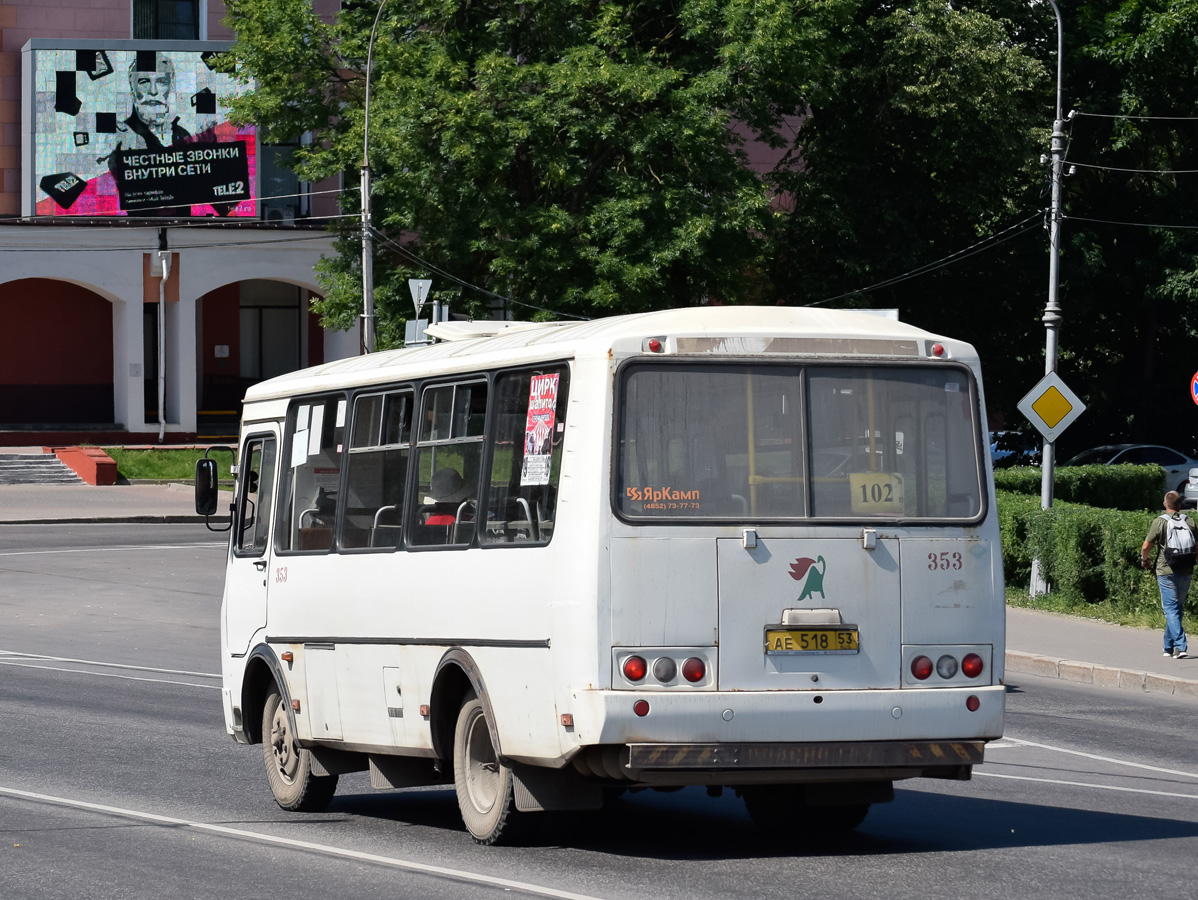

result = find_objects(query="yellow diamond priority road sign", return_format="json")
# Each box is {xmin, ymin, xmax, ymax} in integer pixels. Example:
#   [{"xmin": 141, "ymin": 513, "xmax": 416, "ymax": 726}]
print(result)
[{"xmin": 1018, "ymin": 372, "xmax": 1086, "ymax": 443}]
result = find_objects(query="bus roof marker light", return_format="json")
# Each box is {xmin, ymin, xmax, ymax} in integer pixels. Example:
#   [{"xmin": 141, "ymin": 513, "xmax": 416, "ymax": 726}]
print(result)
[
  {"xmin": 931, "ymin": 342, "xmax": 945, "ymax": 357},
  {"xmin": 633, "ymin": 700, "xmax": 650, "ymax": 717},
  {"xmin": 644, "ymin": 337, "xmax": 665, "ymax": 353},
  {"xmin": 623, "ymin": 655, "xmax": 647, "ymax": 682}
]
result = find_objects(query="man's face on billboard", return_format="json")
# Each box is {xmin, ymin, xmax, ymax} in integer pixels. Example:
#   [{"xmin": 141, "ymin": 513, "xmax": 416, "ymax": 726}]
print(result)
[{"xmin": 131, "ymin": 70, "xmax": 172, "ymax": 128}]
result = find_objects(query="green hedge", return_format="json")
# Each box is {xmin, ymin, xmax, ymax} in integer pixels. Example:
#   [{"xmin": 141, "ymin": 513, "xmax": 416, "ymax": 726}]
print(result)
[
  {"xmin": 993, "ymin": 464, "xmax": 1166, "ymax": 511},
  {"xmin": 996, "ymin": 490, "xmax": 1194, "ymax": 615}
]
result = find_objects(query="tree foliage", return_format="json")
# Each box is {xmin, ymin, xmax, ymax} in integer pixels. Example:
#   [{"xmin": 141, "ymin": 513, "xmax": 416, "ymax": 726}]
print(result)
[
  {"xmin": 222, "ymin": 0, "xmax": 1198, "ymax": 454},
  {"xmin": 221, "ymin": 0, "xmax": 844, "ymax": 339}
]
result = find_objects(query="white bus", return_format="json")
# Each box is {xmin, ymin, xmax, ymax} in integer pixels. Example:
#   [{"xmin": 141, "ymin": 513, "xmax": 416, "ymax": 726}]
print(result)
[{"xmin": 197, "ymin": 306, "xmax": 1005, "ymax": 844}]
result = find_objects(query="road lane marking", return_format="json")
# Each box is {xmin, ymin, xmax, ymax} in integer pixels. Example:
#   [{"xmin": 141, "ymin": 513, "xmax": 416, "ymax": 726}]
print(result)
[
  {"xmin": 997, "ymin": 736, "xmax": 1198, "ymax": 781},
  {"xmin": 0, "ymin": 786, "xmax": 609, "ymax": 900},
  {"xmin": 0, "ymin": 649, "xmax": 217, "ymax": 679},
  {"xmin": 975, "ymin": 771, "xmax": 1198, "ymax": 800},
  {"xmin": 0, "ymin": 660, "xmax": 220, "ymax": 689}
]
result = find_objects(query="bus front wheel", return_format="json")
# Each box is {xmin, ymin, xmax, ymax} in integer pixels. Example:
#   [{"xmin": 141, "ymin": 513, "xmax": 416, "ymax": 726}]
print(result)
[
  {"xmin": 262, "ymin": 687, "xmax": 338, "ymax": 812},
  {"xmin": 452, "ymin": 694, "xmax": 529, "ymax": 845}
]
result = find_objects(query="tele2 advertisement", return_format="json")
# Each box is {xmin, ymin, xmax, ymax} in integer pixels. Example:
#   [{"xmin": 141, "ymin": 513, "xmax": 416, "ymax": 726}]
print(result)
[{"xmin": 26, "ymin": 44, "xmax": 257, "ymax": 218}]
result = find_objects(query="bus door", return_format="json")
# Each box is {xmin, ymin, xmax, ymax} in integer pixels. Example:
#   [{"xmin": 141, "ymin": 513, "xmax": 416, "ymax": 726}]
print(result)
[{"xmin": 225, "ymin": 430, "xmax": 280, "ymax": 655}]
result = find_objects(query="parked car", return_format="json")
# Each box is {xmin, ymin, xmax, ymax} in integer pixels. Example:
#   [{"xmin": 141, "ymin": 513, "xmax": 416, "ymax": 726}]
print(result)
[
  {"xmin": 1062, "ymin": 444, "xmax": 1198, "ymax": 494},
  {"xmin": 989, "ymin": 431, "xmax": 1041, "ymax": 468},
  {"xmin": 1185, "ymin": 467, "xmax": 1198, "ymax": 506}
]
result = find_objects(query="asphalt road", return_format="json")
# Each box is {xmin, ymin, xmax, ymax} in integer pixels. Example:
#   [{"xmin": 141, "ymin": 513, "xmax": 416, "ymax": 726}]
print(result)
[{"xmin": 1, "ymin": 524, "xmax": 1196, "ymax": 899}]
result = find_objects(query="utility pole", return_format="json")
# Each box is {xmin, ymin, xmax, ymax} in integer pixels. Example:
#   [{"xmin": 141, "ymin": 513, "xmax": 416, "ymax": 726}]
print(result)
[
  {"xmin": 1029, "ymin": 0, "xmax": 1067, "ymax": 597},
  {"xmin": 157, "ymin": 228, "xmax": 170, "ymax": 444},
  {"xmin": 360, "ymin": 0, "xmax": 390, "ymax": 354},
  {"xmin": 1040, "ymin": 0, "xmax": 1066, "ymax": 512}
]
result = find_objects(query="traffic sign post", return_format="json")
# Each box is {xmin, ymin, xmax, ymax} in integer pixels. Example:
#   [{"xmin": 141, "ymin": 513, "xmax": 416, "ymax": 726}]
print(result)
[
  {"xmin": 409, "ymin": 279, "xmax": 432, "ymax": 318},
  {"xmin": 1018, "ymin": 371, "xmax": 1085, "ymax": 598}
]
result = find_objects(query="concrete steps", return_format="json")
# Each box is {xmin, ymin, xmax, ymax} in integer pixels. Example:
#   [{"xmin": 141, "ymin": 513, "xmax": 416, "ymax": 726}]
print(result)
[{"xmin": 0, "ymin": 454, "xmax": 83, "ymax": 485}]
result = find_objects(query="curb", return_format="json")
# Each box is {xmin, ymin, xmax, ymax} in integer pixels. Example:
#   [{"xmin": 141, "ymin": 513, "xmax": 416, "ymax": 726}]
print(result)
[{"xmin": 1006, "ymin": 650, "xmax": 1198, "ymax": 701}]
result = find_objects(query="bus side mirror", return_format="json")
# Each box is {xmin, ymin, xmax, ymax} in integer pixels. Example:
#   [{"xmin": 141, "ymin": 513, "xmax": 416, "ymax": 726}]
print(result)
[{"xmin": 195, "ymin": 458, "xmax": 219, "ymax": 516}]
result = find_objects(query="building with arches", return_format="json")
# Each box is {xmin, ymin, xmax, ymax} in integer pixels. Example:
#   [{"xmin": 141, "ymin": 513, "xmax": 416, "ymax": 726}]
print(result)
[{"xmin": 0, "ymin": 1, "xmax": 353, "ymax": 444}]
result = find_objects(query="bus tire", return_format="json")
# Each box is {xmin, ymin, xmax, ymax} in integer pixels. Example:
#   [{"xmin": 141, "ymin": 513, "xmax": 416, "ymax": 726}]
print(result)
[
  {"xmin": 262, "ymin": 687, "xmax": 338, "ymax": 812},
  {"xmin": 452, "ymin": 694, "xmax": 529, "ymax": 845}
]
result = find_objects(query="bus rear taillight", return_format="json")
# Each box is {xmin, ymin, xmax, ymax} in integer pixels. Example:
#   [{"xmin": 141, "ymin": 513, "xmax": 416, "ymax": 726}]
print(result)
[
  {"xmin": 623, "ymin": 656, "xmax": 647, "ymax": 682},
  {"xmin": 911, "ymin": 655, "xmax": 934, "ymax": 680},
  {"xmin": 681, "ymin": 657, "xmax": 706, "ymax": 683},
  {"xmin": 936, "ymin": 655, "xmax": 958, "ymax": 678},
  {"xmin": 652, "ymin": 657, "xmax": 677, "ymax": 682},
  {"xmin": 962, "ymin": 653, "xmax": 984, "ymax": 678}
]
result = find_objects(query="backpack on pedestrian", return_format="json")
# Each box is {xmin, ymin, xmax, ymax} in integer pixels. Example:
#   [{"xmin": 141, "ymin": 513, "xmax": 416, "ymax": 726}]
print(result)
[{"xmin": 1160, "ymin": 513, "xmax": 1197, "ymax": 571}]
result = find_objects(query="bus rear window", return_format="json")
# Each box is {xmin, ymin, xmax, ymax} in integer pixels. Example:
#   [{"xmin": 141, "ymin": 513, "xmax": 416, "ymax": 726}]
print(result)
[{"xmin": 616, "ymin": 364, "xmax": 982, "ymax": 521}]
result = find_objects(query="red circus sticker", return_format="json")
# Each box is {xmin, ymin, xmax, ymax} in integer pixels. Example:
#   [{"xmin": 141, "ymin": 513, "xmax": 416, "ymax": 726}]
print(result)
[{"xmin": 520, "ymin": 373, "xmax": 560, "ymax": 486}]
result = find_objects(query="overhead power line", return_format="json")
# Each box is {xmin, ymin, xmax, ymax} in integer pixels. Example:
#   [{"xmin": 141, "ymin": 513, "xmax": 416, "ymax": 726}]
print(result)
[
  {"xmin": 1069, "ymin": 160, "xmax": 1198, "ymax": 175},
  {"xmin": 1065, "ymin": 214, "xmax": 1198, "ymax": 232},
  {"xmin": 806, "ymin": 213, "xmax": 1042, "ymax": 307},
  {"xmin": 1074, "ymin": 111, "xmax": 1198, "ymax": 122},
  {"xmin": 367, "ymin": 224, "xmax": 591, "ymax": 320}
]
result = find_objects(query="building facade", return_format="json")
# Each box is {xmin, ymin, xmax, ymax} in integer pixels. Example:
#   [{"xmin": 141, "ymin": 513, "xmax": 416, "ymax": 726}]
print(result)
[{"xmin": 0, "ymin": 0, "xmax": 352, "ymax": 443}]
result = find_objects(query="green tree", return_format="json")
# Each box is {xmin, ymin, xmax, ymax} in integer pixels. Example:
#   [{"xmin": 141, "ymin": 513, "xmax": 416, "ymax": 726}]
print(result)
[
  {"xmin": 769, "ymin": 0, "xmax": 1051, "ymax": 423},
  {"xmin": 1050, "ymin": 0, "xmax": 1198, "ymax": 455},
  {"xmin": 221, "ymin": 0, "xmax": 845, "ymax": 342}
]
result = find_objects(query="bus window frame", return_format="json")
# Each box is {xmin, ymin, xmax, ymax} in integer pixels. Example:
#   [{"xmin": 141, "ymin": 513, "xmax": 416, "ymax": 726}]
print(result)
[
  {"xmin": 477, "ymin": 362, "xmax": 571, "ymax": 551},
  {"xmin": 336, "ymin": 385, "xmax": 416, "ymax": 555},
  {"xmin": 404, "ymin": 376, "xmax": 491, "ymax": 552},
  {"xmin": 611, "ymin": 357, "xmax": 987, "ymax": 527},
  {"xmin": 231, "ymin": 432, "xmax": 277, "ymax": 559},
  {"xmin": 274, "ymin": 391, "xmax": 349, "ymax": 556}
]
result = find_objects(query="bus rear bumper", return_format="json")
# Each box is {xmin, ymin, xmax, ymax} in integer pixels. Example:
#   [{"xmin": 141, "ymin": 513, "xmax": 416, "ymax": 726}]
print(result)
[
  {"xmin": 571, "ymin": 739, "xmax": 982, "ymax": 786},
  {"xmin": 626, "ymin": 739, "xmax": 983, "ymax": 770},
  {"xmin": 567, "ymin": 684, "xmax": 1005, "ymax": 748}
]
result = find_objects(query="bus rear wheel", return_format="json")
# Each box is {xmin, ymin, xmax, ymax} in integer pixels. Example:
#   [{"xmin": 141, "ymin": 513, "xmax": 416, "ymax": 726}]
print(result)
[
  {"xmin": 452, "ymin": 694, "xmax": 530, "ymax": 845},
  {"xmin": 262, "ymin": 687, "xmax": 338, "ymax": 812}
]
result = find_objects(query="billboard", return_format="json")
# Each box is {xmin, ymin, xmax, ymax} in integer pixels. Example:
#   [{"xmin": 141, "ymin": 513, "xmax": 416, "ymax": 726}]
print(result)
[{"xmin": 25, "ymin": 42, "xmax": 257, "ymax": 218}]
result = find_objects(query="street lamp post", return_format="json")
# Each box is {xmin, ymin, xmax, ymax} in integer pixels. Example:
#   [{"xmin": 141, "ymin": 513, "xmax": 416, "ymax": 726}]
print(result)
[
  {"xmin": 1040, "ymin": 0, "xmax": 1065, "ymax": 510},
  {"xmin": 1029, "ymin": 0, "xmax": 1067, "ymax": 596},
  {"xmin": 360, "ymin": 0, "xmax": 390, "ymax": 354}
]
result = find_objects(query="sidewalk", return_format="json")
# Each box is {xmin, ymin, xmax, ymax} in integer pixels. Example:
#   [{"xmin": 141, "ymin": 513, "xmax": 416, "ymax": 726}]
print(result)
[
  {"xmin": 0, "ymin": 475, "xmax": 1195, "ymax": 702},
  {"xmin": 0, "ymin": 481, "xmax": 230, "ymax": 524}
]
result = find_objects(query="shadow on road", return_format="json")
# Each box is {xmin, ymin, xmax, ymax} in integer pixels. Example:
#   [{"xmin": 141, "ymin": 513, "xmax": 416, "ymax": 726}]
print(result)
[{"xmin": 321, "ymin": 781, "xmax": 1198, "ymax": 859}]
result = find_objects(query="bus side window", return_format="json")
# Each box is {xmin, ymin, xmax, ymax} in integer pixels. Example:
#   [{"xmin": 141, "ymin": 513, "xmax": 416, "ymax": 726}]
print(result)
[
  {"xmin": 278, "ymin": 395, "xmax": 345, "ymax": 553},
  {"xmin": 341, "ymin": 390, "xmax": 412, "ymax": 550},
  {"xmin": 408, "ymin": 381, "xmax": 487, "ymax": 547},
  {"xmin": 234, "ymin": 436, "xmax": 276, "ymax": 556},
  {"xmin": 481, "ymin": 367, "xmax": 568, "ymax": 545}
]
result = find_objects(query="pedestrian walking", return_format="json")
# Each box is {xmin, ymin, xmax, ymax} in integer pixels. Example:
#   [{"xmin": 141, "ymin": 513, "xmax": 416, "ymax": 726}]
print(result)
[{"xmin": 1141, "ymin": 490, "xmax": 1196, "ymax": 659}]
